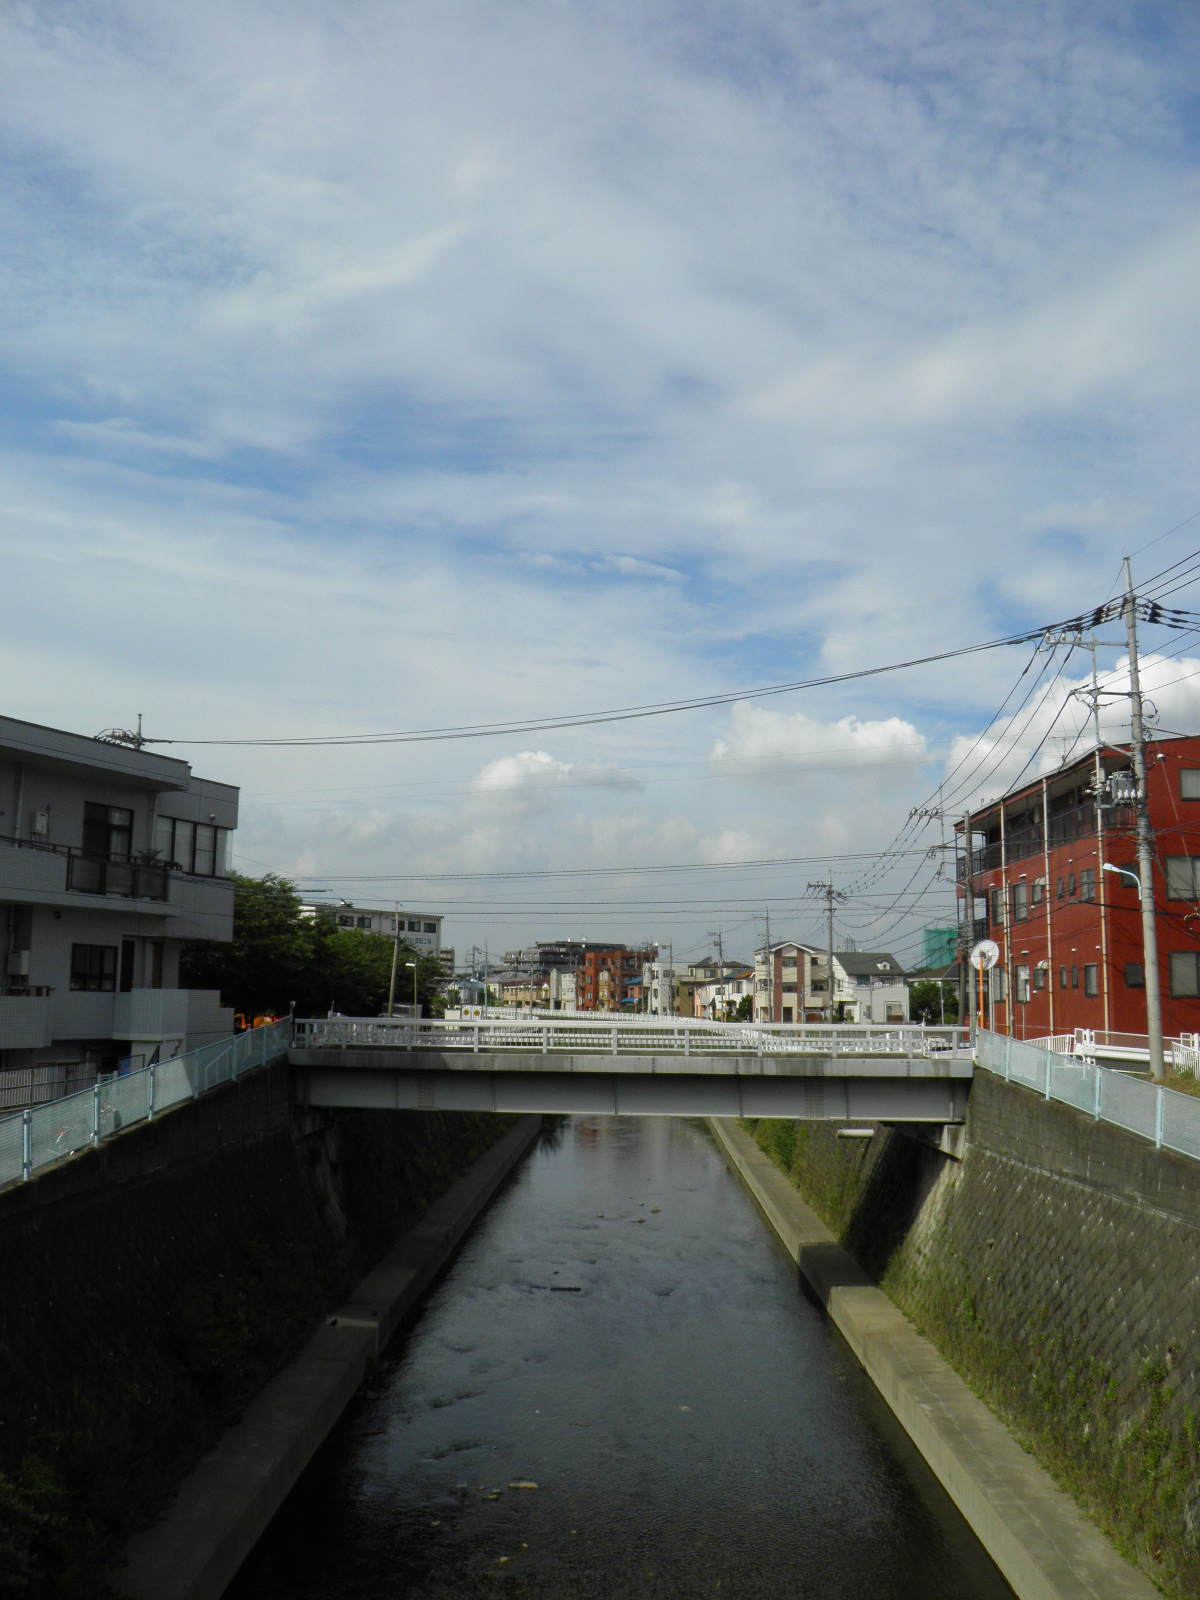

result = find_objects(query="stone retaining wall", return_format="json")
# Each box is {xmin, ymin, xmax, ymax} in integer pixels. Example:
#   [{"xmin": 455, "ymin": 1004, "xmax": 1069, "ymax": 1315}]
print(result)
[{"xmin": 747, "ymin": 1071, "xmax": 1200, "ymax": 1598}]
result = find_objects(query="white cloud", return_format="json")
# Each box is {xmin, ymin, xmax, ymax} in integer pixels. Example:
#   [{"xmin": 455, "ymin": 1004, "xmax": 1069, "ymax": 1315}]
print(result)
[
  {"xmin": 472, "ymin": 750, "xmax": 640, "ymax": 799},
  {"xmin": 711, "ymin": 704, "xmax": 928, "ymax": 774}
]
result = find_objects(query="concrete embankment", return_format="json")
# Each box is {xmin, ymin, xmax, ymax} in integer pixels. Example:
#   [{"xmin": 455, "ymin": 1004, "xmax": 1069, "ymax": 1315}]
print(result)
[
  {"xmin": 119, "ymin": 1113, "xmax": 542, "ymax": 1600},
  {"xmin": 708, "ymin": 1115, "xmax": 1158, "ymax": 1600}
]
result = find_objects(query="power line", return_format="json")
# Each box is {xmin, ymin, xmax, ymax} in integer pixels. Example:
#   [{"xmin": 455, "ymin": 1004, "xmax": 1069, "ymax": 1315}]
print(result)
[{"xmin": 143, "ymin": 620, "xmax": 1097, "ymax": 750}]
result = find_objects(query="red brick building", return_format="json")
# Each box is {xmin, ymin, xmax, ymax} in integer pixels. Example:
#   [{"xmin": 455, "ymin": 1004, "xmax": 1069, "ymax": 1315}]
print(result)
[
  {"xmin": 958, "ymin": 735, "xmax": 1200, "ymax": 1040},
  {"xmin": 576, "ymin": 944, "xmax": 654, "ymax": 1011}
]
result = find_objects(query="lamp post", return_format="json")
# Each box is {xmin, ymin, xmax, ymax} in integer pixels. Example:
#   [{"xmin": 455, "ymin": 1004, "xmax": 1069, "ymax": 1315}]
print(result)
[
  {"xmin": 405, "ymin": 960, "xmax": 417, "ymax": 1017},
  {"xmin": 1103, "ymin": 862, "xmax": 1142, "ymax": 901}
]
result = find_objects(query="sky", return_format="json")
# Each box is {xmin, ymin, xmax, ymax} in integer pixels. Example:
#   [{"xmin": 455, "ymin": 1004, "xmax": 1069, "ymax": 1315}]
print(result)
[{"xmin": 2, "ymin": 0, "xmax": 1199, "ymax": 971}]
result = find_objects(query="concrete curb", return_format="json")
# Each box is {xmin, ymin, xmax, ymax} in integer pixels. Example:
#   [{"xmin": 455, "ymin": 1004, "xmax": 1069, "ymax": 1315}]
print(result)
[
  {"xmin": 707, "ymin": 1117, "xmax": 1159, "ymax": 1600},
  {"xmin": 118, "ymin": 1114, "xmax": 543, "ymax": 1600}
]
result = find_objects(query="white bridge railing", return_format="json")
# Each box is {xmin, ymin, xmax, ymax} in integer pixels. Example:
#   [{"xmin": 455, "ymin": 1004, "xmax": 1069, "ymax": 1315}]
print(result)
[
  {"xmin": 292, "ymin": 1015, "xmax": 971, "ymax": 1059},
  {"xmin": 1027, "ymin": 1027, "xmax": 1200, "ymax": 1075}
]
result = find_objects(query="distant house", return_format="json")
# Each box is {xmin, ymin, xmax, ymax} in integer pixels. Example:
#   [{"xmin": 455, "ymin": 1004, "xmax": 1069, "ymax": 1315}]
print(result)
[
  {"xmin": 693, "ymin": 968, "xmax": 754, "ymax": 1019},
  {"xmin": 831, "ymin": 952, "xmax": 909, "ymax": 1024}
]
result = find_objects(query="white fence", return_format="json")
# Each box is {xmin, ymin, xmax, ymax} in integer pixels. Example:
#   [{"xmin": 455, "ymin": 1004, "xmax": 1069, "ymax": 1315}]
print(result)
[
  {"xmin": 294, "ymin": 1015, "xmax": 970, "ymax": 1059},
  {"xmin": 976, "ymin": 1028, "xmax": 1200, "ymax": 1162},
  {"xmin": 0, "ymin": 1021, "xmax": 291, "ymax": 1188}
]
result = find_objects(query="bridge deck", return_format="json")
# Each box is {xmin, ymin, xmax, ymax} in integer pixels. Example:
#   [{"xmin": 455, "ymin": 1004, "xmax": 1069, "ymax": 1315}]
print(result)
[{"xmin": 289, "ymin": 1018, "xmax": 972, "ymax": 1120}]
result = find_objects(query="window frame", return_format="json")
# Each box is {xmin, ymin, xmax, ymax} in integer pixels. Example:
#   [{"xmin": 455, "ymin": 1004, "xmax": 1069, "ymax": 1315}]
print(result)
[
  {"xmin": 1181, "ymin": 770, "xmax": 1200, "ymax": 801},
  {"xmin": 1124, "ymin": 962, "xmax": 1144, "ymax": 989},
  {"xmin": 1084, "ymin": 964, "xmax": 1099, "ymax": 997},
  {"xmin": 1169, "ymin": 951, "xmax": 1200, "ymax": 998},
  {"xmin": 1165, "ymin": 856, "xmax": 1200, "ymax": 902},
  {"xmin": 70, "ymin": 942, "xmax": 118, "ymax": 992}
]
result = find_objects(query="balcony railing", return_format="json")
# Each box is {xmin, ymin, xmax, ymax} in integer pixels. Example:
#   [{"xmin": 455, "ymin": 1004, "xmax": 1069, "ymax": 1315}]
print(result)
[
  {"xmin": 0, "ymin": 833, "xmax": 170, "ymax": 903},
  {"xmin": 956, "ymin": 803, "xmax": 1137, "ymax": 880},
  {"xmin": 66, "ymin": 854, "xmax": 169, "ymax": 902}
]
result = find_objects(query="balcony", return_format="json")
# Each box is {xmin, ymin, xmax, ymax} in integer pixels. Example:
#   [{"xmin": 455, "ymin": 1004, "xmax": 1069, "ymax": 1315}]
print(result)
[
  {"xmin": 66, "ymin": 854, "xmax": 169, "ymax": 902},
  {"xmin": 0, "ymin": 992, "xmax": 53, "ymax": 1051},
  {"xmin": 113, "ymin": 988, "xmax": 232, "ymax": 1043},
  {"xmin": 0, "ymin": 835, "xmax": 170, "ymax": 906}
]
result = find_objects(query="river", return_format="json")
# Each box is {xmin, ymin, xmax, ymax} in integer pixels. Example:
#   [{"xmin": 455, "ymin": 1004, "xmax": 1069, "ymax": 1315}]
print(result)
[{"xmin": 227, "ymin": 1116, "xmax": 1014, "ymax": 1599}]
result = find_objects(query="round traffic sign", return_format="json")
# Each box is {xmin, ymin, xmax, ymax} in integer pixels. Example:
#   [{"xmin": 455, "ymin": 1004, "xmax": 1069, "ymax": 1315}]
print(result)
[{"xmin": 970, "ymin": 939, "xmax": 1000, "ymax": 971}]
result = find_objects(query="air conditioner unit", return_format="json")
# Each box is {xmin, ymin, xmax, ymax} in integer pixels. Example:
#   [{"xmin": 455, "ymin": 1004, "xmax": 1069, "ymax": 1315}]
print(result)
[
  {"xmin": 6, "ymin": 951, "xmax": 30, "ymax": 977},
  {"xmin": 30, "ymin": 812, "xmax": 48, "ymax": 837}
]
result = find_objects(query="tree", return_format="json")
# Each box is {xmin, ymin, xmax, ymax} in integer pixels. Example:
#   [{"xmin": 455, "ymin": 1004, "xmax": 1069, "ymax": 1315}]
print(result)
[
  {"xmin": 181, "ymin": 872, "xmax": 444, "ymax": 1019},
  {"xmin": 734, "ymin": 994, "xmax": 753, "ymax": 1021},
  {"xmin": 909, "ymin": 980, "xmax": 959, "ymax": 1025}
]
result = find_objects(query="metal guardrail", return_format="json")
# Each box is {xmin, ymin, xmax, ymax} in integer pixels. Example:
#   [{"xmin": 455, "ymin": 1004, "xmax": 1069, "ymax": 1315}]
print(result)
[
  {"xmin": 293, "ymin": 1015, "xmax": 971, "ymax": 1059},
  {"xmin": 0, "ymin": 1020, "xmax": 291, "ymax": 1187},
  {"xmin": 1027, "ymin": 1027, "xmax": 1200, "ymax": 1074},
  {"xmin": 976, "ymin": 1028, "xmax": 1200, "ymax": 1162}
]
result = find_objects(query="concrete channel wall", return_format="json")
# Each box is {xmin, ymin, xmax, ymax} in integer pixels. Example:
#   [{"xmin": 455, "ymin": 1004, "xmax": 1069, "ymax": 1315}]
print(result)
[
  {"xmin": 708, "ymin": 1116, "xmax": 1160, "ymax": 1600},
  {"xmin": 118, "ymin": 1114, "xmax": 543, "ymax": 1600}
]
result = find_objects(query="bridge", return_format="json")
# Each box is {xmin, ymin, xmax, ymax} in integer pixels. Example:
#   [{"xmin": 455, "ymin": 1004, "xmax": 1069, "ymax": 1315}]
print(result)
[{"xmin": 289, "ymin": 1016, "xmax": 972, "ymax": 1121}]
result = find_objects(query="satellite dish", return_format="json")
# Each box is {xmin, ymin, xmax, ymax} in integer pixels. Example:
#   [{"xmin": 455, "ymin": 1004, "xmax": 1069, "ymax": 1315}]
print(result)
[{"xmin": 970, "ymin": 940, "xmax": 1001, "ymax": 971}]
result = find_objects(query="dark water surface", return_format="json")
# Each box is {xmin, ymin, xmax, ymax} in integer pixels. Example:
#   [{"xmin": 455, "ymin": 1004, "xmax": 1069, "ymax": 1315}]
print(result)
[{"xmin": 228, "ymin": 1118, "xmax": 1014, "ymax": 1599}]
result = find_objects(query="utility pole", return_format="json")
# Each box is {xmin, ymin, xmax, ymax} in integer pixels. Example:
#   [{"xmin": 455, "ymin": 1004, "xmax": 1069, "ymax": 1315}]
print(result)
[
  {"xmin": 960, "ymin": 810, "xmax": 971, "ymax": 1034},
  {"xmin": 387, "ymin": 901, "xmax": 401, "ymax": 1017},
  {"xmin": 1123, "ymin": 558, "xmax": 1164, "ymax": 1081},
  {"xmin": 806, "ymin": 877, "xmax": 845, "ymax": 1023},
  {"xmin": 764, "ymin": 909, "xmax": 771, "ymax": 1022},
  {"xmin": 826, "ymin": 876, "xmax": 835, "ymax": 1023},
  {"xmin": 708, "ymin": 928, "xmax": 724, "ymax": 966}
]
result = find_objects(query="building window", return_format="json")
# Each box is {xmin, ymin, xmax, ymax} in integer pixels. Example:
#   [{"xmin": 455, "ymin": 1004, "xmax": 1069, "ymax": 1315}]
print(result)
[
  {"xmin": 1071, "ymin": 965, "xmax": 1079, "ymax": 988},
  {"xmin": 1170, "ymin": 952, "xmax": 1200, "ymax": 998},
  {"xmin": 1032, "ymin": 878, "xmax": 1046, "ymax": 906},
  {"xmin": 1080, "ymin": 868, "xmax": 1095, "ymax": 902},
  {"xmin": 152, "ymin": 817, "xmax": 230, "ymax": 876},
  {"xmin": 82, "ymin": 803, "xmax": 132, "ymax": 861},
  {"xmin": 993, "ymin": 968, "xmax": 1007, "ymax": 1002},
  {"xmin": 1125, "ymin": 962, "xmax": 1144, "ymax": 988},
  {"xmin": 990, "ymin": 887, "xmax": 1003, "ymax": 924},
  {"xmin": 70, "ymin": 943, "xmax": 117, "ymax": 992},
  {"xmin": 1166, "ymin": 857, "xmax": 1200, "ymax": 902},
  {"xmin": 1181, "ymin": 770, "xmax": 1200, "ymax": 801},
  {"xmin": 1067, "ymin": 872, "xmax": 1076, "ymax": 898},
  {"xmin": 1015, "ymin": 965, "xmax": 1030, "ymax": 1003},
  {"xmin": 1033, "ymin": 966, "xmax": 1047, "ymax": 990},
  {"xmin": 338, "ymin": 914, "xmax": 353, "ymax": 926},
  {"xmin": 1012, "ymin": 883, "xmax": 1028, "ymax": 922},
  {"xmin": 1059, "ymin": 965, "xmax": 1067, "ymax": 989},
  {"xmin": 424, "ymin": 921, "xmax": 438, "ymax": 934},
  {"xmin": 408, "ymin": 919, "xmax": 420, "ymax": 931},
  {"xmin": 1056, "ymin": 876, "xmax": 1064, "ymax": 900},
  {"xmin": 1084, "ymin": 964, "xmax": 1098, "ymax": 997},
  {"xmin": 357, "ymin": 916, "xmax": 370, "ymax": 929},
  {"xmin": 782, "ymin": 1006, "xmax": 794, "ymax": 1023}
]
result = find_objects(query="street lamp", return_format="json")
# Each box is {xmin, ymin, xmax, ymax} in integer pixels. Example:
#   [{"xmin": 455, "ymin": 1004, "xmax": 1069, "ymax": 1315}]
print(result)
[
  {"xmin": 405, "ymin": 960, "xmax": 418, "ymax": 1016},
  {"xmin": 1103, "ymin": 862, "xmax": 1142, "ymax": 901}
]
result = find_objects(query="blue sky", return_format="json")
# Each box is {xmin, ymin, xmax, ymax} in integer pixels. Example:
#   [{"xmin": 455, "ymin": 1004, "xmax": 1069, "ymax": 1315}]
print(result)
[{"xmin": 2, "ymin": 1, "xmax": 1199, "ymax": 967}]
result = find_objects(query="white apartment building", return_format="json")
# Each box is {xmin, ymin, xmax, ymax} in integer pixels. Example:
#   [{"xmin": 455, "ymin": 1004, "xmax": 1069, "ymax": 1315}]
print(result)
[
  {"xmin": 1, "ymin": 715, "xmax": 237, "ymax": 1093},
  {"xmin": 303, "ymin": 903, "xmax": 444, "ymax": 955}
]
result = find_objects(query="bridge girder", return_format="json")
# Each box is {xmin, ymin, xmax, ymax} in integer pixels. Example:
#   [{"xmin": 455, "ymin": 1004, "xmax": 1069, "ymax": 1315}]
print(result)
[{"xmin": 289, "ymin": 1048, "xmax": 971, "ymax": 1122}]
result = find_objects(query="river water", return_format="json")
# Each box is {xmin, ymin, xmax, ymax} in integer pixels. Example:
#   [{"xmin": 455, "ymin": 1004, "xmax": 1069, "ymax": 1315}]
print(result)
[{"xmin": 228, "ymin": 1117, "xmax": 1014, "ymax": 1599}]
